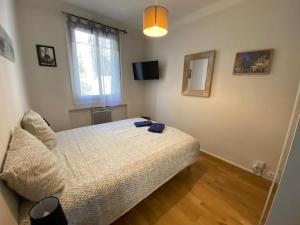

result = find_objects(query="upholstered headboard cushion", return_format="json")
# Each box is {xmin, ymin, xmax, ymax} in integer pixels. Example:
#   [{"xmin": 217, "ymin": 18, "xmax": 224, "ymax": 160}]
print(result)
[
  {"xmin": 0, "ymin": 127, "xmax": 64, "ymax": 201},
  {"xmin": 22, "ymin": 110, "xmax": 57, "ymax": 150}
]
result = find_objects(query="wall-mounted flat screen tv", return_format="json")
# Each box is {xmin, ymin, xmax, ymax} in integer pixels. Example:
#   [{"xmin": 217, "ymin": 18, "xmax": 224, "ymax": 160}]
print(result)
[{"xmin": 132, "ymin": 60, "xmax": 159, "ymax": 80}]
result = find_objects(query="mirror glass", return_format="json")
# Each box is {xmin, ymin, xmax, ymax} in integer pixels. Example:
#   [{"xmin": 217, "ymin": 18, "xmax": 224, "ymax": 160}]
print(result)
[
  {"xmin": 188, "ymin": 58, "xmax": 209, "ymax": 91},
  {"xmin": 182, "ymin": 50, "xmax": 215, "ymax": 97}
]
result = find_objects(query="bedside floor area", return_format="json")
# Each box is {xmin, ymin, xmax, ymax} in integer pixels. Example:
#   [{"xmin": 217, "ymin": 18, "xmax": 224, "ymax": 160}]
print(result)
[{"xmin": 112, "ymin": 153, "xmax": 276, "ymax": 225}]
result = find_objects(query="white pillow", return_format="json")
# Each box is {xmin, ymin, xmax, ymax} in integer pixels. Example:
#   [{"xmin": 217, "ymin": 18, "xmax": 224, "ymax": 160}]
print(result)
[
  {"xmin": 0, "ymin": 127, "xmax": 65, "ymax": 202},
  {"xmin": 22, "ymin": 110, "xmax": 57, "ymax": 150}
]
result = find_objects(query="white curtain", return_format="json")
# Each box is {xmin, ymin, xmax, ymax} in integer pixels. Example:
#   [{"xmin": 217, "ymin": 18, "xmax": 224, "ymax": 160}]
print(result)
[{"xmin": 68, "ymin": 16, "xmax": 122, "ymax": 106}]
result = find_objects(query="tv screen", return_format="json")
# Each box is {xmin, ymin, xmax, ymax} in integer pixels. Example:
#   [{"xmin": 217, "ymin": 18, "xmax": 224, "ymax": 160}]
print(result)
[{"xmin": 132, "ymin": 61, "xmax": 159, "ymax": 80}]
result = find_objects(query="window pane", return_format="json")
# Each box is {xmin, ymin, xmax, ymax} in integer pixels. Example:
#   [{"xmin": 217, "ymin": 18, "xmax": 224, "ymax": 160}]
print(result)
[
  {"xmin": 101, "ymin": 75, "xmax": 112, "ymax": 95},
  {"xmin": 99, "ymin": 37, "xmax": 112, "ymax": 95},
  {"xmin": 99, "ymin": 37, "xmax": 111, "ymax": 60},
  {"xmin": 75, "ymin": 30, "xmax": 99, "ymax": 96}
]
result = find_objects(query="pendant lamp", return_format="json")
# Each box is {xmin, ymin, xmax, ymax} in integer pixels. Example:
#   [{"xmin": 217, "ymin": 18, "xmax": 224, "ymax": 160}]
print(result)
[{"xmin": 143, "ymin": 3, "xmax": 168, "ymax": 37}]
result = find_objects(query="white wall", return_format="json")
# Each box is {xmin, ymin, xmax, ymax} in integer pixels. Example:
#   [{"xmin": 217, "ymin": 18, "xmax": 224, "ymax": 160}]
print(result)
[
  {"xmin": 145, "ymin": 0, "xmax": 300, "ymax": 175},
  {"xmin": 16, "ymin": 0, "xmax": 147, "ymax": 131},
  {"xmin": 0, "ymin": 0, "xmax": 28, "ymax": 224}
]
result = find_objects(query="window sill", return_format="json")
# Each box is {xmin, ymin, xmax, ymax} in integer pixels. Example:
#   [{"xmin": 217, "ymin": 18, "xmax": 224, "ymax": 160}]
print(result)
[{"xmin": 69, "ymin": 104, "xmax": 127, "ymax": 112}]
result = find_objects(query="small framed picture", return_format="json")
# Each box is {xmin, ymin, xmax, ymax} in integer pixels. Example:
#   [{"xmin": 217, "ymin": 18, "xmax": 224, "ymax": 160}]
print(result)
[
  {"xmin": 0, "ymin": 24, "xmax": 15, "ymax": 62},
  {"xmin": 36, "ymin": 45, "xmax": 57, "ymax": 67},
  {"xmin": 233, "ymin": 49, "xmax": 273, "ymax": 74}
]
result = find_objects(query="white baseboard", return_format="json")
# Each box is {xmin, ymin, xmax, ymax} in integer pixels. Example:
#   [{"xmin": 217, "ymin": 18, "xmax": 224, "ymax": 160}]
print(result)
[{"xmin": 200, "ymin": 148, "xmax": 275, "ymax": 182}]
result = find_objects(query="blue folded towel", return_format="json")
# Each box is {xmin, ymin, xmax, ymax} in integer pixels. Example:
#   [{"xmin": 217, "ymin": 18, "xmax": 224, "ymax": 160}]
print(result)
[
  {"xmin": 148, "ymin": 123, "xmax": 165, "ymax": 133},
  {"xmin": 134, "ymin": 120, "xmax": 153, "ymax": 127}
]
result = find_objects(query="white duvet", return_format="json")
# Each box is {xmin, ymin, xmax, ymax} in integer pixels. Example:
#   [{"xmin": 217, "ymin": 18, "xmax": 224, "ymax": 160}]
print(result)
[{"xmin": 19, "ymin": 118, "xmax": 200, "ymax": 225}]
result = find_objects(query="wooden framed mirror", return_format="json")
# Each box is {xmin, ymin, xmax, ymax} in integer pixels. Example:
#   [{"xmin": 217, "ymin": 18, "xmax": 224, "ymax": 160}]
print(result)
[{"xmin": 182, "ymin": 50, "xmax": 216, "ymax": 97}]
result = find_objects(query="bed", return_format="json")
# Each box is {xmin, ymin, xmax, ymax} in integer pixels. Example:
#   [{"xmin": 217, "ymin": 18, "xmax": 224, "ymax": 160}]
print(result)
[{"xmin": 19, "ymin": 118, "xmax": 200, "ymax": 225}]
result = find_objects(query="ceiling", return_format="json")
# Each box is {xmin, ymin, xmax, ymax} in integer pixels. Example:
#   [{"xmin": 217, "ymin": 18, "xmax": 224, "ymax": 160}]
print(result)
[{"xmin": 56, "ymin": 0, "xmax": 222, "ymax": 29}]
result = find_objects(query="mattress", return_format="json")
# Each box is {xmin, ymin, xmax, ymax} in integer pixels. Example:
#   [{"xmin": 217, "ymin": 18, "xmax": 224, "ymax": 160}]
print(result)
[{"xmin": 19, "ymin": 118, "xmax": 200, "ymax": 225}]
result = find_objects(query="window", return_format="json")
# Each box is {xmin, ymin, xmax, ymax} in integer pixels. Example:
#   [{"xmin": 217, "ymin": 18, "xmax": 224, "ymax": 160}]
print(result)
[{"xmin": 68, "ymin": 16, "xmax": 122, "ymax": 106}]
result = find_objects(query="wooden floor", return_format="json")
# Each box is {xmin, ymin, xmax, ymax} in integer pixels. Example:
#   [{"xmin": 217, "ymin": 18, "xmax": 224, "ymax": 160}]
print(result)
[{"xmin": 112, "ymin": 153, "xmax": 276, "ymax": 225}]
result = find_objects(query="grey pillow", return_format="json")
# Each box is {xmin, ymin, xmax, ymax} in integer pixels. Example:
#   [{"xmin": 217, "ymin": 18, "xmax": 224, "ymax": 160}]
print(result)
[
  {"xmin": 0, "ymin": 127, "xmax": 65, "ymax": 201},
  {"xmin": 22, "ymin": 110, "xmax": 57, "ymax": 150}
]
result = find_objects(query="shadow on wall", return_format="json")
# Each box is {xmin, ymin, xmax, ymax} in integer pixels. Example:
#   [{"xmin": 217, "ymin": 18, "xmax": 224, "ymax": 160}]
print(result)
[{"xmin": 0, "ymin": 180, "xmax": 19, "ymax": 223}]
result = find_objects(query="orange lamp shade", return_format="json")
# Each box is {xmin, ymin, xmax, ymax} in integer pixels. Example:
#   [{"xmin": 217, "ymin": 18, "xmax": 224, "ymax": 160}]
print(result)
[{"xmin": 143, "ymin": 6, "xmax": 168, "ymax": 37}]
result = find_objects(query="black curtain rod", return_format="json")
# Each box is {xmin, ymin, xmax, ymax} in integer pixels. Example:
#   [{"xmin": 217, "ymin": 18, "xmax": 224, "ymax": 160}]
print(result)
[{"xmin": 62, "ymin": 11, "xmax": 128, "ymax": 34}]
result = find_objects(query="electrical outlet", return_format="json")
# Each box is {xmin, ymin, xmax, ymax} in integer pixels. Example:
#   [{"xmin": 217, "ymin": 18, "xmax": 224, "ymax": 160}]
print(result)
[
  {"xmin": 252, "ymin": 161, "xmax": 266, "ymax": 176},
  {"xmin": 266, "ymin": 171, "xmax": 275, "ymax": 179}
]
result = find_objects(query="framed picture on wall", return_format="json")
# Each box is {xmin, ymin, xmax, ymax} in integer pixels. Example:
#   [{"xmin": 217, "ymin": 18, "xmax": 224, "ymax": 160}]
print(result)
[
  {"xmin": 0, "ymin": 24, "xmax": 15, "ymax": 62},
  {"xmin": 233, "ymin": 49, "xmax": 273, "ymax": 74},
  {"xmin": 36, "ymin": 45, "xmax": 57, "ymax": 67}
]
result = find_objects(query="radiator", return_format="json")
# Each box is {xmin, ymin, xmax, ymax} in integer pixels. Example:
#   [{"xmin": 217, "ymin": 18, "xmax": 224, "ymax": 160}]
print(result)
[{"xmin": 91, "ymin": 108, "xmax": 112, "ymax": 125}]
